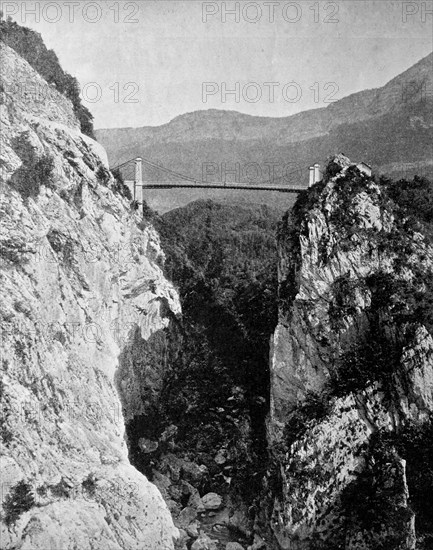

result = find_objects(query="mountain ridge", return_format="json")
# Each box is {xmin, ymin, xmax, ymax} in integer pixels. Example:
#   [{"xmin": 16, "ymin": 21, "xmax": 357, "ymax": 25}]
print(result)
[
  {"xmin": 97, "ymin": 51, "xmax": 432, "ymax": 145},
  {"xmin": 96, "ymin": 52, "xmax": 432, "ymax": 213}
]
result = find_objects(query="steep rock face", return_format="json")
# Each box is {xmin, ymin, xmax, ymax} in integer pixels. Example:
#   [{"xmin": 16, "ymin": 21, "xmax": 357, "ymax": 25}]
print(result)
[
  {"xmin": 268, "ymin": 155, "xmax": 433, "ymax": 549},
  {"xmin": 0, "ymin": 42, "xmax": 181, "ymax": 549}
]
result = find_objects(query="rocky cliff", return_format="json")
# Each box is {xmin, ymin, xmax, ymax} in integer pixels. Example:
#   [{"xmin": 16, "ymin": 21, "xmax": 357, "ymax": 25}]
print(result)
[
  {"xmin": 268, "ymin": 155, "xmax": 433, "ymax": 549},
  {"xmin": 0, "ymin": 42, "xmax": 181, "ymax": 549}
]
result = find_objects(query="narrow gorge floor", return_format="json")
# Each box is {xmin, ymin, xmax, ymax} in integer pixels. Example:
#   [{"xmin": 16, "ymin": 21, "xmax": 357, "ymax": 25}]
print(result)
[{"xmin": 120, "ymin": 200, "xmax": 280, "ymax": 549}]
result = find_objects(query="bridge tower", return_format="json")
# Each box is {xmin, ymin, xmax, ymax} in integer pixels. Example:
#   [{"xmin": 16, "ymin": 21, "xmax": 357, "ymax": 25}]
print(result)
[
  {"xmin": 308, "ymin": 163, "xmax": 322, "ymax": 187},
  {"xmin": 134, "ymin": 157, "xmax": 143, "ymax": 204},
  {"xmin": 314, "ymin": 163, "xmax": 322, "ymax": 184},
  {"xmin": 309, "ymin": 166, "xmax": 315, "ymax": 187}
]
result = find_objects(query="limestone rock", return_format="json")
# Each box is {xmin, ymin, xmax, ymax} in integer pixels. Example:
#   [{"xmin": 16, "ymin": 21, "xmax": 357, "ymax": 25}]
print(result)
[
  {"xmin": 0, "ymin": 43, "xmax": 181, "ymax": 549},
  {"xmin": 247, "ymin": 534, "xmax": 266, "ymax": 549},
  {"xmin": 267, "ymin": 156, "xmax": 433, "ymax": 548},
  {"xmin": 175, "ymin": 529, "xmax": 190, "ymax": 550},
  {"xmin": 214, "ymin": 449, "xmax": 228, "ymax": 465},
  {"xmin": 186, "ymin": 520, "xmax": 200, "ymax": 538},
  {"xmin": 201, "ymin": 492, "xmax": 223, "ymax": 510},
  {"xmin": 138, "ymin": 437, "xmax": 159, "ymax": 454},
  {"xmin": 181, "ymin": 460, "xmax": 208, "ymax": 484},
  {"xmin": 191, "ymin": 533, "xmax": 219, "ymax": 550},
  {"xmin": 188, "ymin": 492, "xmax": 206, "ymax": 512},
  {"xmin": 228, "ymin": 505, "xmax": 252, "ymax": 538},
  {"xmin": 176, "ymin": 506, "xmax": 198, "ymax": 529}
]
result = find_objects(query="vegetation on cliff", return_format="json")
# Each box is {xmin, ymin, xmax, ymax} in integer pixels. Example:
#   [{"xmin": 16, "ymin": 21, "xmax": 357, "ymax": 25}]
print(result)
[
  {"xmin": 0, "ymin": 39, "xmax": 181, "ymax": 550},
  {"xmin": 276, "ymin": 159, "xmax": 433, "ymax": 548},
  {"xmin": 0, "ymin": 17, "xmax": 95, "ymax": 137}
]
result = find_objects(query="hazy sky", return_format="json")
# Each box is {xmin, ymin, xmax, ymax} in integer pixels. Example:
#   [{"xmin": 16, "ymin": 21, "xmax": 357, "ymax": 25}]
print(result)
[{"xmin": 5, "ymin": 0, "xmax": 432, "ymax": 128}]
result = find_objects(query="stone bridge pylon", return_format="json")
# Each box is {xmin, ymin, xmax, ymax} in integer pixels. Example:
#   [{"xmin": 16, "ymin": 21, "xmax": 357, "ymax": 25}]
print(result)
[{"xmin": 124, "ymin": 157, "xmax": 143, "ymax": 204}]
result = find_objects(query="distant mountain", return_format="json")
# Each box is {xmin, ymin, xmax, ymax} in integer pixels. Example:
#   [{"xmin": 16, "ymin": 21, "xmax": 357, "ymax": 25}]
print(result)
[{"xmin": 96, "ymin": 52, "xmax": 433, "ymax": 213}]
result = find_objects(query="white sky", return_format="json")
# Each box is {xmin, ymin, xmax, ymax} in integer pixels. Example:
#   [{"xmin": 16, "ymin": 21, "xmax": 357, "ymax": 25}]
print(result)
[{"xmin": 3, "ymin": 0, "xmax": 432, "ymax": 128}]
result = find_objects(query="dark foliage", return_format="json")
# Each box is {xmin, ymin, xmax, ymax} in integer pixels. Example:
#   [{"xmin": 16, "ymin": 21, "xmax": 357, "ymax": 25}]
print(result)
[
  {"xmin": 392, "ymin": 419, "xmax": 433, "ymax": 545},
  {"xmin": 366, "ymin": 269, "xmax": 433, "ymax": 334},
  {"xmin": 159, "ymin": 330, "xmax": 234, "ymax": 447},
  {"xmin": 329, "ymin": 274, "xmax": 361, "ymax": 330},
  {"xmin": 340, "ymin": 433, "xmax": 411, "ymax": 549},
  {"xmin": 110, "ymin": 168, "xmax": 133, "ymax": 201},
  {"xmin": 283, "ymin": 392, "xmax": 332, "ymax": 449},
  {"xmin": 11, "ymin": 153, "xmax": 55, "ymax": 199},
  {"xmin": 95, "ymin": 165, "xmax": 110, "ymax": 185},
  {"xmin": 141, "ymin": 200, "xmax": 158, "ymax": 220},
  {"xmin": 276, "ymin": 179, "xmax": 330, "ymax": 315},
  {"xmin": 330, "ymin": 326, "xmax": 403, "ymax": 398},
  {"xmin": 151, "ymin": 200, "xmax": 279, "ymax": 502},
  {"xmin": 322, "ymin": 157, "xmax": 344, "ymax": 181},
  {"xmin": 365, "ymin": 272, "xmax": 400, "ymax": 309},
  {"xmin": 0, "ymin": 18, "xmax": 95, "ymax": 138},
  {"xmin": 383, "ymin": 175, "xmax": 433, "ymax": 230},
  {"xmin": 82, "ymin": 475, "xmax": 97, "ymax": 498},
  {"xmin": 330, "ymin": 165, "xmax": 379, "ymax": 231},
  {"xmin": 49, "ymin": 478, "xmax": 71, "ymax": 499},
  {"xmin": 3, "ymin": 480, "xmax": 35, "ymax": 525},
  {"xmin": 352, "ymin": 422, "xmax": 433, "ymax": 548},
  {"xmin": 291, "ymin": 179, "xmax": 327, "ymax": 237}
]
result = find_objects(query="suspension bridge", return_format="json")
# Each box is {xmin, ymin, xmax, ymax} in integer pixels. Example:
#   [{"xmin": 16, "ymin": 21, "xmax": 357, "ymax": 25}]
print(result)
[{"xmin": 110, "ymin": 156, "xmax": 324, "ymax": 204}]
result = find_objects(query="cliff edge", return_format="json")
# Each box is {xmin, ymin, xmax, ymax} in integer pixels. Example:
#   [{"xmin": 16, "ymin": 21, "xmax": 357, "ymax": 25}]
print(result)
[
  {"xmin": 268, "ymin": 154, "xmax": 433, "ymax": 549},
  {"xmin": 0, "ymin": 42, "xmax": 181, "ymax": 549}
]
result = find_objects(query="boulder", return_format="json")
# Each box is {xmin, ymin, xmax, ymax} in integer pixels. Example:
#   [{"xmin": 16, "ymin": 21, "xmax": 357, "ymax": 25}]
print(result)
[
  {"xmin": 160, "ymin": 424, "xmax": 178, "ymax": 442},
  {"xmin": 228, "ymin": 505, "xmax": 251, "ymax": 537},
  {"xmin": 138, "ymin": 437, "xmax": 158, "ymax": 453},
  {"xmin": 247, "ymin": 534, "xmax": 267, "ymax": 549},
  {"xmin": 191, "ymin": 533, "xmax": 219, "ymax": 550},
  {"xmin": 176, "ymin": 506, "xmax": 197, "ymax": 529},
  {"xmin": 214, "ymin": 449, "xmax": 228, "ymax": 465},
  {"xmin": 186, "ymin": 520, "xmax": 200, "ymax": 538},
  {"xmin": 188, "ymin": 491, "xmax": 206, "ymax": 512},
  {"xmin": 175, "ymin": 529, "xmax": 190, "ymax": 550},
  {"xmin": 201, "ymin": 492, "xmax": 223, "ymax": 510},
  {"xmin": 181, "ymin": 460, "xmax": 208, "ymax": 483}
]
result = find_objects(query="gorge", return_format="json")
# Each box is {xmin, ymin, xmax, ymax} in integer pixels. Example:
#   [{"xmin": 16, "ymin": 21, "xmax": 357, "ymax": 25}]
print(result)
[{"xmin": 1, "ymin": 19, "xmax": 433, "ymax": 550}]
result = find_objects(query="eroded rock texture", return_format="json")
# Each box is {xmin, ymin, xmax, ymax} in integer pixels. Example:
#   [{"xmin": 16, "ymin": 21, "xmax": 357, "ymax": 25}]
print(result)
[
  {"xmin": 268, "ymin": 155, "xmax": 433, "ymax": 549},
  {"xmin": 0, "ymin": 42, "xmax": 181, "ymax": 549}
]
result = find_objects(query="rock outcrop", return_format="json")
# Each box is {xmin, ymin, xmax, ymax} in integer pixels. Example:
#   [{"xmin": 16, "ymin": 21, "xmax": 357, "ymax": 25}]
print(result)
[
  {"xmin": 267, "ymin": 155, "xmax": 433, "ymax": 549},
  {"xmin": 0, "ymin": 42, "xmax": 181, "ymax": 549}
]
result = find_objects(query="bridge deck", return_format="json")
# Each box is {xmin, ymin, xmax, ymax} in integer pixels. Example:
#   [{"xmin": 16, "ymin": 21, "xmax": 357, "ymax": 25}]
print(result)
[{"xmin": 125, "ymin": 181, "xmax": 307, "ymax": 193}]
